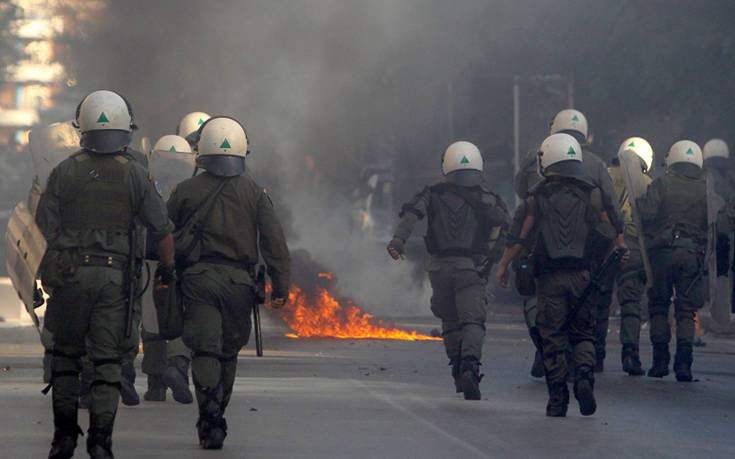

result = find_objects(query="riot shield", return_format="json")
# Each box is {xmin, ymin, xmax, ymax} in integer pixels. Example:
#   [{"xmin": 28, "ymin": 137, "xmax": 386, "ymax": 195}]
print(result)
[
  {"xmin": 617, "ymin": 149, "xmax": 653, "ymax": 287},
  {"xmin": 149, "ymin": 149, "xmax": 196, "ymax": 199},
  {"xmin": 705, "ymin": 170, "xmax": 730, "ymax": 325},
  {"xmin": 4, "ymin": 201, "xmax": 47, "ymax": 329},
  {"xmin": 28, "ymin": 121, "xmax": 80, "ymax": 192}
]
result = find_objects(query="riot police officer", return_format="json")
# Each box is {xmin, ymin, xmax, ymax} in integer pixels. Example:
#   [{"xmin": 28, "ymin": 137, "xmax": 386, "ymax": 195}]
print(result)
[
  {"xmin": 513, "ymin": 109, "xmax": 623, "ymax": 375},
  {"xmin": 177, "ymin": 111, "xmax": 211, "ymax": 147},
  {"xmin": 167, "ymin": 116, "xmax": 291, "ymax": 449},
  {"xmin": 387, "ymin": 141, "xmax": 509, "ymax": 400},
  {"xmin": 637, "ymin": 141, "xmax": 707, "ymax": 381},
  {"xmin": 37, "ymin": 90, "xmax": 174, "ymax": 458},
  {"xmin": 140, "ymin": 134, "xmax": 196, "ymax": 403},
  {"xmin": 497, "ymin": 133, "xmax": 626, "ymax": 417},
  {"xmin": 609, "ymin": 137, "xmax": 654, "ymax": 375}
]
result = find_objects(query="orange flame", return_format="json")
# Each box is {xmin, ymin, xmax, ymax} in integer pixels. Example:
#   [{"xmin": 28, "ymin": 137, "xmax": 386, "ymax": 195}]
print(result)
[{"xmin": 271, "ymin": 274, "xmax": 440, "ymax": 341}]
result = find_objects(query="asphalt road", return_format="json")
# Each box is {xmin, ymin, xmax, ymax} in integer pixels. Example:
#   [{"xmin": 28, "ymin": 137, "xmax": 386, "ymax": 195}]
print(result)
[{"xmin": 0, "ymin": 309, "xmax": 734, "ymax": 459}]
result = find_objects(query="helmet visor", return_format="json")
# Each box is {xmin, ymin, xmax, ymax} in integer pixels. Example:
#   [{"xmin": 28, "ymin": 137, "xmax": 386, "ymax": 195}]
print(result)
[
  {"xmin": 195, "ymin": 155, "xmax": 245, "ymax": 177},
  {"xmin": 445, "ymin": 169, "xmax": 483, "ymax": 187},
  {"xmin": 80, "ymin": 130, "xmax": 131, "ymax": 154},
  {"xmin": 543, "ymin": 159, "xmax": 586, "ymax": 178}
]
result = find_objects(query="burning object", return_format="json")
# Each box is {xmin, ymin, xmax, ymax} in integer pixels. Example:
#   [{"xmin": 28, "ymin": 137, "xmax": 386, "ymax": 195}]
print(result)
[{"xmin": 273, "ymin": 273, "xmax": 439, "ymax": 341}]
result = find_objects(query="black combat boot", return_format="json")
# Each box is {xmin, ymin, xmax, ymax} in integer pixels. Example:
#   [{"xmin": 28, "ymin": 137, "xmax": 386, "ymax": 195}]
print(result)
[
  {"xmin": 163, "ymin": 356, "xmax": 194, "ymax": 404},
  {"xmin": 621, "ymin": 344, "xmax": 644, "ymax": 376},
  {"xmin": 49, "ymin": 434, "xmax": 77, "ymax": 459},
  {"xmin": 593, "ymin": 348, "xmax": 605, "ymax": 373},
  {"xmin": 545, "ymin": 381, "xmax": 569, "ymax": 417},
  {"xmin": 144, "ymin": 374, "xmax": 167, "ymax": 401},
  {"xmin": 647, "ymin": 344, "xmax": 670, "ymax": 378},
  {"xmin": 120, "ymin": 360, "xmax": 140, "ymax": 406},
  {"xmin": 48, "ymin": 422, "xmax": 83, "ymax": 459},
  {"xmin": 449, "ymin": 358, "xmax": 462, "ymax": 393},
  {"xmin": 459, "ymin": 358, "xmax": 483, "ymax": 400},
  {"xmin": 529, "ymin": 327, "xmax": 545, "ymax": 378},
  {"xmin": 87, "ymin": 426, "xmax": 114, "ymax": 459},
  {"xmin": 674, "ymin": 345, "xmax": 693, "ymax": 382},
  {"xmin": 573, "ymin": 366, "xmax": 596, "ymax": 416},
  {"xmin": 197, "ymin": 416, "xmax": 228, "ymax": 450}
]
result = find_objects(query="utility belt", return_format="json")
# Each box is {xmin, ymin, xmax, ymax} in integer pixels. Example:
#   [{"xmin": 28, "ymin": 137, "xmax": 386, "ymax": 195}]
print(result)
[
  {"xmin": 78, "ymin": 253, "xmax": 128, "ymax": 271},
  {"xmin": 670, "ymin": 229, "xmax": 704, "ymax": 249},
  {"xmin": 197, "ymin": 256, "xmax": 253, "ymax": 273},
  {"xmin": 649, "ymin": 227, "xmax": 703, "ymax": 251}
]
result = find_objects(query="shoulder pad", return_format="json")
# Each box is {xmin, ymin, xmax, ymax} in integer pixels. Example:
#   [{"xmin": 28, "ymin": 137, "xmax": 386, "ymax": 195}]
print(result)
[
  {"xmin": 72, "ymin": 151, "xmax": 90, "ymax": 162},
  {"xmin": 480, "ymin": 191, "xmax": 497, "ymax": 206},
  {"xmin": 528, "ymin": 177, "xmax": 548, "ymax": 196}
]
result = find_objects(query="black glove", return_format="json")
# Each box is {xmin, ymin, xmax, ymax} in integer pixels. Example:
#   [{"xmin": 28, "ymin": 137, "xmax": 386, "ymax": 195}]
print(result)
[
  {"xmin": 387, "ymin": 237, "xmax": 406, "ymax": 260},
  {"xmin": 33, "ymin": 286, "xmax": 45, "ymax": 309},
  {"xmin": 155, "ymin": 262, "xmax": 176, "ymax": 285}
]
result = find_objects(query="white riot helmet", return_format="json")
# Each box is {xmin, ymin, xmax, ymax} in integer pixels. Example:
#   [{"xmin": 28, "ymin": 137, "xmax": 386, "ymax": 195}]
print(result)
[
  {"xmin": 703, "ymin": 138, "xmax": 729, "ymax": 160},
  {"xmin": 537, "ymin": 133, "xmax": 585, "ymax": 177},
  {"xmin": 75, "ymin": 90, "xmax": 135, "ymax": 153},
  {"xmin": 550, "ymin": 109, "xmax": 588, "ymax": 143},
  {"xmin": 177, "ymin": 111, "xmax": 211, "ymax": 144},
  {"xmin": 195, "ymin": 116, "xmax": 249, "ymax": 177},
  {"xmin": 153, "ymin": 134, "xmax": 192, "ymax": 154},
  {"xmin": 441, "ymin": 141, "xmax": 483, "ymax": 186},
  {"xmin": 618, "ymin": 137, "xmax": 653, "ymax": 172},
  {"xmin": 664, "ymin": 140, "xmax": 702, "ymax": 169}
]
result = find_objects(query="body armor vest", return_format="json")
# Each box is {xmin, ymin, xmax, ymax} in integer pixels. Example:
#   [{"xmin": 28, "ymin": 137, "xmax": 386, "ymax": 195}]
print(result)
[
  {"xmin": 60, "ymin": 152, "xmax": 134, "ymax": 231},
  {"xmin": 425, "ymin": 183, "xmax": 495, "ymax": 257},
  {"xmin": 535, "ymin": 179, "xmax": 595, "ymax": 263},
  {"xmin": 658, "ymin": 173, "xmax": 706, "ymax": 242}
]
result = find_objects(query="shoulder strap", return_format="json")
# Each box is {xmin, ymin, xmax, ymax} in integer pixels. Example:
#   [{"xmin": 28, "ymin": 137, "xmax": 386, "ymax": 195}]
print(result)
[{"xmin": 188, "ymin": 178, "xmax": 229, "ymax": 231}]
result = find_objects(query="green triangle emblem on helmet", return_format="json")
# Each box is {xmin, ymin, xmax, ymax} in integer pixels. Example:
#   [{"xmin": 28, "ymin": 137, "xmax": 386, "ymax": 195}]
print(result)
[
  {"xmin": 460, "ymin": 156, "xmax": 470, "ymax": 164},
  {"xmin": 220, "ymin": 138, "xmax": 231, "ymax": 149},
  {"xmin": 567, "ymin": 146, "xmax": 576, "ymax": 156},
  {"xmin": 198, "ymin": 118, "xmax": 205, "ymax": 125},
  {"xmin": 686, "ymin": 148, "xmax": 694, "ymax": 155},
  {"xmin": 57, "ymin": 135, "xmax": 64, "ymax": 142},
  {"xmin": 169, "ymin": 145, "xmax": 177, "ymax": 152},
  {"xmin": 628, "ymin": 141, "xmax": 635, "ymax": 147},
  {"xmin": 96, "ymin": 112, "xmax": 109, "ymax": 123},
  {"xmin": 572, "ymin": 115, "xmax": 579, "ymax": 121}
]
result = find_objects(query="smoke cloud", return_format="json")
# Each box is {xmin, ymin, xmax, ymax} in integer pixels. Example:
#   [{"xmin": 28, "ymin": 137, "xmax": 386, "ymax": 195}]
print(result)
[{"xmin": 38, "ymin": 0, "xmax": 735, "ymax": 313}]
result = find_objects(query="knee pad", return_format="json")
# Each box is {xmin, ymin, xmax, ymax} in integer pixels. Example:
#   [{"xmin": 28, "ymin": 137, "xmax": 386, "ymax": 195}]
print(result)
[{"xmin": 91, "ymin": 358, "xmax": 122, "ymax": 384}]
